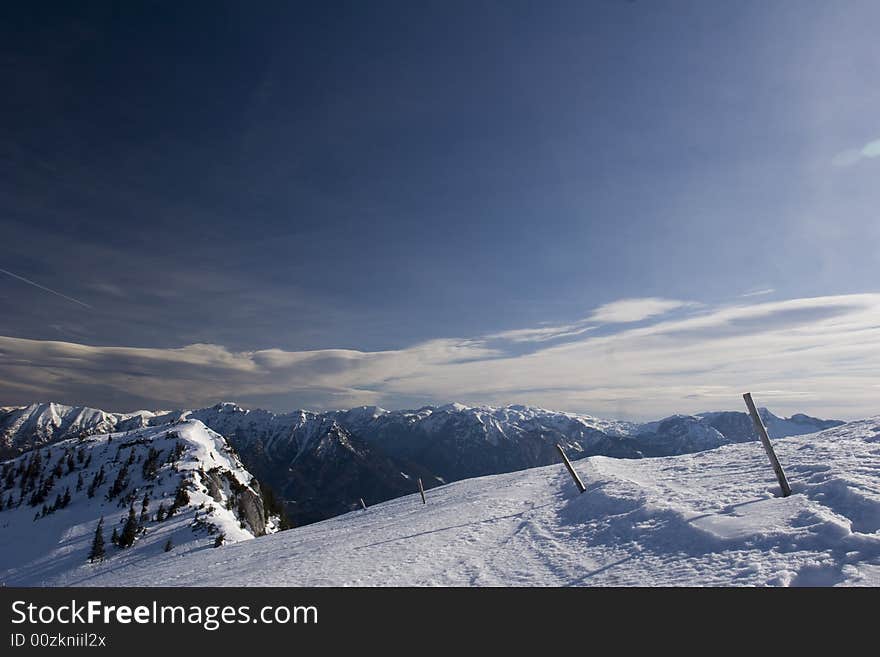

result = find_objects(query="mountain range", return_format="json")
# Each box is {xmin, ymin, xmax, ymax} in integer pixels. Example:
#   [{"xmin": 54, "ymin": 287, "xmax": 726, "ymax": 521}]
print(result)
[{"xmin": 0, "ymin": 400, "xmax": 843, "ymax": 527}]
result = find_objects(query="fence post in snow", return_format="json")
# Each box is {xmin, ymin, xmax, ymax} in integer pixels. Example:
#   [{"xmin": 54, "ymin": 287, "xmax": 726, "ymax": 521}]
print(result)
[
  {"xmin": 417, "ymin": 478, "xmax": 426, "ymax": 505},
  {"xmin": 742, "ymin": 392, "xmax": 792, "ymax": 497},
  {"xmin": 359, "ymin": 498, "xmax": 367, "ymax": 510},
  {"xmin": 555, "ymin": 444, "xmax": 586, "ymax": 494}
]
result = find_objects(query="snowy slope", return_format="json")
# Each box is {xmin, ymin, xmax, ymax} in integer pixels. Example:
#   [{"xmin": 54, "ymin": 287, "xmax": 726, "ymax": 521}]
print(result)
[
  {"xmin": 14, "ymin": 418, "xmax": 879, "ymax": 587},
  {"xmin": 0, "ymin": 420, "xmax": 278, "ymax": 586}
]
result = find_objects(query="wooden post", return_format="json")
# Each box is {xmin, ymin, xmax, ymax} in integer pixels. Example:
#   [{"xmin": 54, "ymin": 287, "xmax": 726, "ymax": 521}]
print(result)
[
  {"xmin": 417, "ymin": 478, "xmax": 426, "ymax": 504},
  {"xmin": 742, "ymin": 392, "xmax": 792, "ymax": 497},
  {"xmin": 555, "ymin": 444, "xmax": 586, "ymax": 494},
  {"xmin": 359, "ymin": 497, "xmax": 367, "ymax": 510}
]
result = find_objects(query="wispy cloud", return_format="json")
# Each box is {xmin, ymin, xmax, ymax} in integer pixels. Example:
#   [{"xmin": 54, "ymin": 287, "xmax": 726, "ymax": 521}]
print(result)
[
  {"xmin": 0, "ymin": 267, "xmax": 93, "ymax": 309},
  {"xmin": 488, "ymin": 323, "xmax": 595, "ymax": 343},
  {"xmin": 586, "ymin": 298, "xmax": 694, "ymax": 323},
  {"xmin": 1, "ymin": 293, "xmax": 879, "ymax": 420},
  {"xmin": 831, "ymin": 137, "xmax": 880, "ymax": 168},
  {"xmin": 488, "ymin": 297, "xmax": 690, "ymax": 344},
  {"xmin": 739, "ymin": 288, "xmax": 774, "ymax": 298}
]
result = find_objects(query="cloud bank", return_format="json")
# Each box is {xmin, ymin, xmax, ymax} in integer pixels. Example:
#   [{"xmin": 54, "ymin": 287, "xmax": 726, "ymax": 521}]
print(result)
[{"xmin": 2, "ymin": 294, "xmax": 879, "ymax": 420}]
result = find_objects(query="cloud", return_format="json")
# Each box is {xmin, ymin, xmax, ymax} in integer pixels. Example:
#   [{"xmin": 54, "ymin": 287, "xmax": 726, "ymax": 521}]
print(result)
[
  {"xmin": 488, "ymin": 297, "xmax": 690, "ymax": 344},
  {"xmin": 587, "ymin": 298, "xmax": 693, "ymax": 323},
  {"xmin": 739, "ymin": 288, "xmax": 774, "ymax": 298},
  {"xmin": 832, "ymin": 137, "xmax": 880, "ymax": 167},
  {"xmin": 1, "ymin": 294, "xmax": 880, "ymax": 420},
  {"xmin": 488, "ymin": 324, "xmax": 595, "ymax": 343}
]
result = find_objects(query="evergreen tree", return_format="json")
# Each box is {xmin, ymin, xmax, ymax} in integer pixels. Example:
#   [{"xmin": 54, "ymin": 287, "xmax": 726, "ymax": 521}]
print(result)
[
  {"xmin": 61, "ymin": 487, "xmax": 71, "ymax": 508},
  {"xmin": 87, "ymin": 465, "xmax": 106, "ymax": 498},
  {"xmin": 141, "ymin": 447, "xmax": 162, "ymax": 480},
  {"xmin": 139, "ymin": 493, "xmax": 150, "ymax": 525},
  {"xmin": 107, "ymin": 463, "xmax": 129, "ymax": 500},
  {"xmin": 213, "ymin": 533, "xmax": 225, "ymax": 548},
  {"xmin": 156, "ymin": 503, "xmax": 166, "ymax": 522},
  {"xmin": 88, "ymin": 517, "xmax": 106, "ymax": 562},
  {"xmin": 76, "ymin": 472, "xmax": 84, "ymax": 492},
  {"xmin": 172, "ymin": 481, "xmax": 190, "ymax": 509},
  {"xmin": 111, "ymin": 527, "xmax": 119, "ymax": 546},
  {"xmin": 163, "ymin": 538, "xmax": 173, "ymax": 552},
  {"xmin": 118, "ymin": 505, "xmax": 139, "ymax": 548}
]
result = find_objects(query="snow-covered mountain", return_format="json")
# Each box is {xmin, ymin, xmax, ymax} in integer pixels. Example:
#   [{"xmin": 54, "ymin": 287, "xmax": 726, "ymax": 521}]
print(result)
[
  {"xmin": 0, "ymin": 419, "xmax": 280, "ymax": 585},
  {"xmin": 0, "ymin": 402, "xmax": 180, "ymax": 459},
  {"xmin": 6, "ymin": 417, "xmax": 878, "ymax": 586},
  {"xmin": 1, "ymin": 400, "xmax": 843, "ymax": 526}
]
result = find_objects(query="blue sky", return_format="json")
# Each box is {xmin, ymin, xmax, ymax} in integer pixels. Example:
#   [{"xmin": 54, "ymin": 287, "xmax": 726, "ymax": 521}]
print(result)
[{"xmin": 1, "ymin": 1, "xmax": 879, "ymax": 419}]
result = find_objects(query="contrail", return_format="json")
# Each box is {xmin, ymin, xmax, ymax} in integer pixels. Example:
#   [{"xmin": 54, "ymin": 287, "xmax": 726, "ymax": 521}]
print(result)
[{"xmin": 0, "ymin": 267, "xmax": 93, "ymax": 309}]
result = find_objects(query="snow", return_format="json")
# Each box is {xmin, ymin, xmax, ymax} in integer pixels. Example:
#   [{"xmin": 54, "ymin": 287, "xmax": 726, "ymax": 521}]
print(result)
[
  {"xmin": 11, "ymin": 417, "xmax": 878, "ymax": 587},
  {"xmin": 0, "ymin": 420, "xmax": 276, "ymax": 586}
]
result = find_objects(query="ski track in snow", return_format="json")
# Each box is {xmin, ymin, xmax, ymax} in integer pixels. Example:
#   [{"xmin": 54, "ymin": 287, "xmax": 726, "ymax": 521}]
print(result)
[{"xmin": 6, "ymin": 418, "xmax": 874, "ymax": 587}]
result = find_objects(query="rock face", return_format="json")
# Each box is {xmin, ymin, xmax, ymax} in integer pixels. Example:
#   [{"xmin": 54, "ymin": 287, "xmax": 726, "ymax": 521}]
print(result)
[{"xmin": 200, "ymin": 465, "xmax": 267, "ymax": 536}]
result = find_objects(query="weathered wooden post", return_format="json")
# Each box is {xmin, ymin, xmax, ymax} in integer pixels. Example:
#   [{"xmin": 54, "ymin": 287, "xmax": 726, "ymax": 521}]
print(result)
[
  {"xmin": 417, "ymin": 478, "xmax": 426, "ymax": 504},
  {"xmin": 742, "ymin": 392, "xmax": 792, "ymax": 497},
  {"xmin": 359, "ymin": 497, "xmax": 367, "ymax": 510},
  {"xmin": 555, "ymin": 444, "xmax": 586, "ymax": 494}
]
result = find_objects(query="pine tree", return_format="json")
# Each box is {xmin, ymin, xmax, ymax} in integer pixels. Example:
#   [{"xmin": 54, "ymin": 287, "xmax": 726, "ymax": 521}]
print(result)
[
  {"xmin": 213, "ymin": 533, "xmax": 225, "ymax": 548},
  {"xmin": 172, "ymin": 481, "xmax": 190, "ymax": 509},
  {"xmin": 111, "ymin": 527, "xmax": 119, "ymax": 546},
  {"xmin": 118, "ymin": 505, "xmax": 139, "ymax": 548},
  {"xmin": 76, "ymin": 472, "xmax": 84, "ymax": 492},
  {"xmin": 163, "ymin": 538, "xmax": 173, "ymax": 552},
  {"xmin": 87, "ymin": 465, "xmax": 105, "ymax": 498},
  {"xmin": 107, "ymin": 463, "xmax": 129, "ymax": 500},
  {"xmin": 156, "ymin": 503, "xmax": 166, "ymax": 522},
  {"xmin": 88, "ymin": 517, "xmax": 106, "ymax": 562}
]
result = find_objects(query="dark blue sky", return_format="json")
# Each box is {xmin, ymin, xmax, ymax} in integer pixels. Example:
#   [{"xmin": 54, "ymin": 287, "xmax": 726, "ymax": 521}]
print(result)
[{"xmin": 2, "ymin": 1, "xmax": 879, "ymax": 416}]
